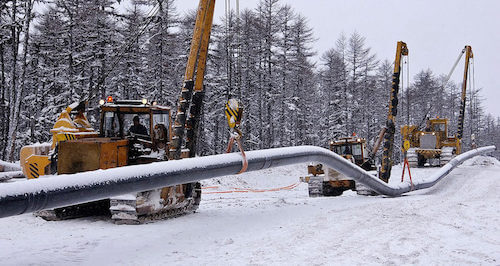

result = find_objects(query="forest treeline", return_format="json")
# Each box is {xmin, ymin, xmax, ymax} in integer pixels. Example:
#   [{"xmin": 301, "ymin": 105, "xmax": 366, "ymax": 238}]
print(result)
[{"xmin": 1, "ymin": 0, "xmax": 498, "ymax": 162}]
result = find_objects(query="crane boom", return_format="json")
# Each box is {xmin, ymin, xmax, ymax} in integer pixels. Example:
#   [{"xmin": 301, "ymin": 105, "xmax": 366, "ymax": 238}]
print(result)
[
  {"xmin": 380, "ymin": 41, "xmax": 408, "ymax": 183},
  {"xmin": 457, "ymin": 45, "xmax": 473, "ymax": 140},
  {"xmin": 170, "ymin": 0, "xmax": 216, "ymax": 160}
]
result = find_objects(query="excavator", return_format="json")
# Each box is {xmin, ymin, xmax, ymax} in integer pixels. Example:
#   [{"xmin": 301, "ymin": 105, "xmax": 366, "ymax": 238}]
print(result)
[
  {"xmin": 301, "ymin": 41, "xmax": 408, "ymax": 195},
  {"xmin": 16, "ymin": 0, "xmax": 216, "ymax": 224},
  {"xmin": 402, "ymin": 45, "xmax": 473, "ymax": 167}
]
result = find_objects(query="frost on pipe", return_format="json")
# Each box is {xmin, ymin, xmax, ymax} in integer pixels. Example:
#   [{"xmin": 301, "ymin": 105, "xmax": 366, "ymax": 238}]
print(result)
[
  {"xmin": 0, "ymin": 145, "xmax": 496, "ymax": 218},
  {"xmin": 0, "ymin": 160, "xmax": 22, "ymax": 172}
]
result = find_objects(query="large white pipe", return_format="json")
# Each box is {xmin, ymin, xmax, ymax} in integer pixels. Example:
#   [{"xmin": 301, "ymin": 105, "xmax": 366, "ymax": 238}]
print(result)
[
  {"xmin": 0, "ymin": 160, "xmax": 22, "ymax": 171},
  {"xmin": 0, "ymin": 145, "xmax": 495, "ymax": 218}
]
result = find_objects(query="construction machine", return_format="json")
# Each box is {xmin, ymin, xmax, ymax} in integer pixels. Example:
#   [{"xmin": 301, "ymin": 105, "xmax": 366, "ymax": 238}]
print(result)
[
  {"xmin": 18, "ymin": 0, "xmax": 216, "ymax": 224},
  {"xmin": 402, "ymin": 45, "xmax": 473, "ymax": 167},
  {"xmin": 301, "ymin": 136, "xmax": 376, "ymax": 197},
  {"xmin": 301, "ymin": 41, "xmax": 408, "ymax": 196},
  {"xmin": 379, "ymin": 41, "xmax": 408, "ymax": 183}
]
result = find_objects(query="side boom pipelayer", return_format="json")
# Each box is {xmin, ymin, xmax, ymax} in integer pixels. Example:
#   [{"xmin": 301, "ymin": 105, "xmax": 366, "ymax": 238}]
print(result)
[
  {"xmin": 0, "ymin": 145, "xmax": 495, "ymax": 219},
  {"xmin": 380, "ymin": 41, "xmax": 408, "ymax": 183}
]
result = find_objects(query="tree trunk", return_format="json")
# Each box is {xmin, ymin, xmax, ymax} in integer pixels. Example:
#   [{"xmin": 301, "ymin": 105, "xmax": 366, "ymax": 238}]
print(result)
[
  {"xmin": 7, "ymin": 0, "xmax": 34, "ymax": 161},
  {"xmin": 0, "ymin": 43, "xmax": 6, "ymax": 159},
  {"xmin": 6, "ymin": 0, "xmax": 19, "ymax": 161}
]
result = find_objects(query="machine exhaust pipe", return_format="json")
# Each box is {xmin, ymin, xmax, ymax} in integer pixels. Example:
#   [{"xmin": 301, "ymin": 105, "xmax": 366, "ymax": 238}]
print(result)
[{"xmin": 0, "ymin": 145, "xmax": 495, "ymax": 219}]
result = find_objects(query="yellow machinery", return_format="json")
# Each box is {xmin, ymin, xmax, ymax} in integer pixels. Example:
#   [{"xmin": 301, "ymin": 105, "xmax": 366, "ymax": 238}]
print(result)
[
  {"xmin": 20, "ymin": 102, "xmax": 98, "ymax": 179},
  {"xmin": 302, "ymin": 41, "xmax": 409, "ymax": 194},
  {"xmin": 379, "ymin": 41, "xmax": 408, "ymax": 183},
  {"xmin": 19, "ymin": 0, "xmax": 216, "ymax": 223},
  {"xmin": 402, "ymin": 45, "xmax": 473, "ymax": 167},
  {"xmin": 24, "ymin": 99, "xmax": 201, "ymax": 223},
  {"xmin": 302, "ymin": 136, "xmax": 375, "ymax": 197},
  {"xmin": 170, "ymin": 0, "xmax": 215, "ymax": 160},
  {"xmin": 402, "ymin": 118, "xmax": 461, "ymax": 167}
]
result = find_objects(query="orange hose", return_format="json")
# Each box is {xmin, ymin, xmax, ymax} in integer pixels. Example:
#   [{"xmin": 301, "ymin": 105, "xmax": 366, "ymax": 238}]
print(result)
[
  {"xmin": 202, "ymin": 182, "xmax": 301, "ymax": 194},
  {"xmin": 236, "ymin": 138, "xmax": 248, "ymax": 174},
  {"xmin": 226, "ymin": 136, "xmax": 248, "ymax": 174}
]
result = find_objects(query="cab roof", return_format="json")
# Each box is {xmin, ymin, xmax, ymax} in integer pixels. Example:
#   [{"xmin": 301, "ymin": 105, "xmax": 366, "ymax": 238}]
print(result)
[
  {"xmin": 330, "ymin": 137, "xmax": 366, "ymax": 146},
  {"xmin": 100, "ymin": 102, "xmax": 170, "ymax": 113}
]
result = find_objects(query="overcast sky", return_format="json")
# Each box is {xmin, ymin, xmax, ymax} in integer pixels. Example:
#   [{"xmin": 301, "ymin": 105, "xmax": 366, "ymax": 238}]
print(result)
[{"xmin": 171, "ymin": 0, "xmax": 500, "ymax": 118}]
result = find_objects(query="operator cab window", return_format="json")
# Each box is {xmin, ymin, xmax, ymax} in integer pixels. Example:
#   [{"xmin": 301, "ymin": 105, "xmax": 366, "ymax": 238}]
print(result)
[
  {"xmin": 152, "ymin": 112, "xmax": 170, "ymax": 142},
  {"xmin": 340, "ymin": 145, "xmax": 352, "ymax": 155},
  {"xmin": 434, "ymin": 123, "xmax": 445, "ymax": 132},
  {"xmin": 362, "ymin": 145, "xmax": 369, "ymax": 160},
  {"xmin": 352, "ymin": 143, "xmax": 362, "ymax": 160},
  {"xmin": 152, "ymin": 112, "xmax": 169, "ymax": 130},
  {"xmin": 125, "ymin": 114, "xmax": 150, "ymax": 137},
  {"xmin": 352, "ymin": 144, "xmax": 362, "ymax": 156},
  {"xmin": 103, "ymin": 112, "xmax": 120, "ymax": 137},
  {"xmin": 332, "ymin": 145, "xmax": 340, "ymax": 154}
]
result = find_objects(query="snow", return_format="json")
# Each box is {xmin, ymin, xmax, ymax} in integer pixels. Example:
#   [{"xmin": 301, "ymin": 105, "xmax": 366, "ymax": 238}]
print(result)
[
  {"xmin": 0, "ymin": 156, "xmax": 499, "ymax": 265},
  {"xmin": 68, "ymin": 102, "xmax": 79, "ymax": 110},
  {"xmin": 0, "ymin": 171, "xmax": 23, "ymax": 181},
  {"xmin": 0, "ymin": 160, "xmax": 21, "ymax": 171},
  {"xmin": 23, "ymin": 142, "xmax": 51, "ymax": 148},
  {"xmin": 228, "ymin": 98, "xmax": 239, "ymax": 110}
]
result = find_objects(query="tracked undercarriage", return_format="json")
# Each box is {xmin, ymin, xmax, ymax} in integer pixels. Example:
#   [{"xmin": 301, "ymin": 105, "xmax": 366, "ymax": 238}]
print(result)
[
  {"xmin": 110, "ymin": 183, "xmax": 201, "ymax": 224},
  {"xmin": 307, "ymin": 175, "xmax": 355, "ymax": 197},
  {"xmin": 407, "ymin": 147, "xmax": 454, "ymax": 167},
  {"xmin": 36, "ymin": 182, "xmax": 201, "ymax": 224},
  {"xmin": 440, "ymin": 147, "xmax": 454, "ymax": 165}
]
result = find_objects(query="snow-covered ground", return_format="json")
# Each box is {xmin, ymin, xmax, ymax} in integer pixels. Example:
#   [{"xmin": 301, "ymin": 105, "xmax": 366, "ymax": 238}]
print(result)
[{"xmin": 0, "ymin": 156, "xmax": 499, "ymax": 265}]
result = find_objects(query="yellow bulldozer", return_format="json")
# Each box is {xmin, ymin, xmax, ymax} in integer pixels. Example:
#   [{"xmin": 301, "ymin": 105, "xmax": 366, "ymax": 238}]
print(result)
[
  {"xmin": 21, "ymin": 98, "xmax": 201, "ymax": 223},
  {"xmin": 17, "ymin": 0, "xmax": 216, "ymax": 224},
  {"xmin": 402, "ymin": 118, "xmax": 460, "ymax": 167}
]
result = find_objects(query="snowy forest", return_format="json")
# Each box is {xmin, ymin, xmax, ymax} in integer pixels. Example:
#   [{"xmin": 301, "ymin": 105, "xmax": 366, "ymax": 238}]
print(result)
[{"xmin": 0, "ymin": 0, "xmax": 499, "ymax": 163}]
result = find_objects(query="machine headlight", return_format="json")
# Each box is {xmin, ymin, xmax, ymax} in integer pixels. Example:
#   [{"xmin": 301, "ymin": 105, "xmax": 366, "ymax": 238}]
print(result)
[
  {"xmin": 99, "ymin": 99, "xmax": 105, "ymax": 105},
  {"xmin": 142, "ymin": 98, "xmax": 148, "ymax": 105}
]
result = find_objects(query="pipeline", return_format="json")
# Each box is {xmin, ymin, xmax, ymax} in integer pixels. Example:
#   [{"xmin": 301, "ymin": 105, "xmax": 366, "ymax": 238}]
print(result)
[
  {"xmin": 0, "ymin": 160, "xmax": 22, "ymax": 172},
  {"xmin": 0, "ymin": 160, "xmax": 23, "ymax": 182},
  {"xmin": 0, "ymin": 145, "xmax": 495, "ymax": 219},
  {"xmin": 0, "ymin": 171, "xmax": 24, "ymax": 182}
]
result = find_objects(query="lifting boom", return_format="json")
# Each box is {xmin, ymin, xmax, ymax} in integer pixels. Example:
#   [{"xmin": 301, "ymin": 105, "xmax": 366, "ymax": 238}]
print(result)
[
  {"xmin": 380, "ymin": 41, "xmax": 408, "ymax": 183},
  {"xmin": 401, "ymin": 45, "xmax": 473, "ymax": 167},
  {"xmin": 457, "ymin": 45, "xmax": 473, "ymax": 140},
  {"xmin": 170, "ymin": 0, "xmax": 216, "ymax": 160}
]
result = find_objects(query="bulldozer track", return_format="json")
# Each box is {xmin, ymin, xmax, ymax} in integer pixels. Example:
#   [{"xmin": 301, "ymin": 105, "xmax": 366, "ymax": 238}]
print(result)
[{"xmin": 111, "ymin": 183, "xmax": 202, "ymax": 225}]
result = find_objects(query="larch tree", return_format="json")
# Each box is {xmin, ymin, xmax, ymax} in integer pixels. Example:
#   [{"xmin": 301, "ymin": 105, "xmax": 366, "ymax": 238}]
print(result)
[
  {"xmin": 319, "ymin": 48, "xmax": 346, "ymax": 143},
  {"xmin": 5, "ymin": 0, "xmax": 35, "ymax": 161}
]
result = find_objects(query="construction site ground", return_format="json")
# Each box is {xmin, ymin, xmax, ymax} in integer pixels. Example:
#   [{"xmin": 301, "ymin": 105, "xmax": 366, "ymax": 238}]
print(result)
[{"xmin": 0, "ymin": 156, "xmax": 499, "ymax": 265}]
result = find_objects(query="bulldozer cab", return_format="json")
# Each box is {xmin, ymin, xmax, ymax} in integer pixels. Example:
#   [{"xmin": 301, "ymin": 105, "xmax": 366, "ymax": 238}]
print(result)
[
  {"xmin": 330, "ymin": 137, "xmax": 369, "ymax": 165},
  {"xmin": 99, "ymin": 100, "xmax": 172, "ymax": 161},
  {"xmin": 427, "ymin": 118, "xmax": 448, "ymax": 140}
]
